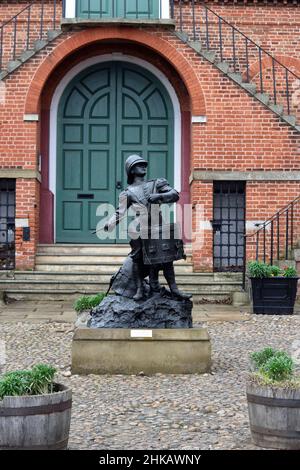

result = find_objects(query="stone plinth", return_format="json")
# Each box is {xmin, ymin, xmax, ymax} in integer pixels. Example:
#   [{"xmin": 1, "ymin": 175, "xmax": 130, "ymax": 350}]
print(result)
[{"xmin": 72, "ymin": 327, "xmax": 211, "ymax": 375}]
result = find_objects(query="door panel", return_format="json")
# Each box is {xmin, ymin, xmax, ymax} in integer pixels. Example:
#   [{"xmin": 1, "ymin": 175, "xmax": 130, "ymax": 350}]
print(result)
[
  {"xmin": 57, "ymin": 62, "xmax": 174, "ymax": 243},
  {"xmin": 213, "ymin": 181, "xmax": 246, "ymax": 272}
]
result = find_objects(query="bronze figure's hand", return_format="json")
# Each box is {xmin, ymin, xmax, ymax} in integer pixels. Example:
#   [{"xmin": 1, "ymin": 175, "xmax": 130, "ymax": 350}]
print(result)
[{"xmin": 148, "ymin": 194, "xmax": 161, "ymax": 204}]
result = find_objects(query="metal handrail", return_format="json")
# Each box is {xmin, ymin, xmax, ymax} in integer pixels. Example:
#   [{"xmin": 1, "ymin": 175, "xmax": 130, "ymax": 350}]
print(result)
[
  {"xmin": 246, "ymin": 195, "xmax": 300, "ymax": 239},
  {"xmin": 200, "ymin": 4, "xmax": 299, "ymax": 81},
  {"xmin": 243, "ymin": 194, "xmax": 300, "ymax": 287},
  {"xmin": 177, "ymin": 1, "xmax": 300, "ymax": 118},
  {"xmin": 0, "ymin": 0, "xmax": 59, "ymax": 72}
]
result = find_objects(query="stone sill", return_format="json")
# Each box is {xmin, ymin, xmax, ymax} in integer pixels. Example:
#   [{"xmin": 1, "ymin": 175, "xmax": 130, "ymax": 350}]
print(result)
[{"xmin": 61, "ymin": 18, "xmax": 176, "ymax": 32}]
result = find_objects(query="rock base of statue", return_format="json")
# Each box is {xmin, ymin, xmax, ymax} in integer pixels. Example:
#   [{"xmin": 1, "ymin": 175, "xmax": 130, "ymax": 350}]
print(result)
[{"xmin": 88, "ymin": 290, "xmax": 193, "ymax": 329}]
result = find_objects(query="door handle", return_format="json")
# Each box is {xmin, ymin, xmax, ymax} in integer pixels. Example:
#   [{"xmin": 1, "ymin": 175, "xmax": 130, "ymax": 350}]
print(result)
[{"xmin": 116, "ymin": 181, "xmax": 122, "ymax": 190}]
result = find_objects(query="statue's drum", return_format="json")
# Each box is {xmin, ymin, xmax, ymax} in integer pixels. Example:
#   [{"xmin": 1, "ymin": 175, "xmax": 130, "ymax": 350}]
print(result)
[{"xmin": 141, "ymin": 222, "xmax": 186, "ymax": 265}]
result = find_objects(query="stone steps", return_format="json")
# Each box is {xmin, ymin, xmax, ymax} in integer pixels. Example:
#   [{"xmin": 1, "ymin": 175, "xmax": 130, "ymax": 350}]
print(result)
[
  {"xmin": 0, "ymin": 244, "xmax": 243, "ymax": 303},
  {"xmin": 33, "ymin": 263, "xmax": 194, "ymax": 274}
]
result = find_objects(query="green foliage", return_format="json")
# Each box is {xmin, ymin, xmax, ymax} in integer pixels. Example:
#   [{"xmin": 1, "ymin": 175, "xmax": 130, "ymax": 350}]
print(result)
[
  {"xmin": 0, "ymin": 364, "xmax": 57, "ymax": 400},
  {"xmin": 248, "ymin": 261, "xmax": 298, "ymax": 278},
  {"xmin": 248, "ymin": 261, "xmax": 270, "ymax": 278},
  {"xmin": 282, "ymin": 266, "xmax": 298, "ymax": 278},
  {"xmin": 268, "ymin": 265, "xmax": 281, "ymax": 277},
  {"xmin": 74, "ymin": 293, "xmax": 106, "ymax": 313},
  {"xmin": 261, "ymin": 353, "xmax": 294, "ymax": 382},
  {"xmin": 250, "ymin": 348, "xmax": 295, "ymax": 383},
  {"xmin": 250, "ymin": 347, "xmax": 276, "ymax": 368}
]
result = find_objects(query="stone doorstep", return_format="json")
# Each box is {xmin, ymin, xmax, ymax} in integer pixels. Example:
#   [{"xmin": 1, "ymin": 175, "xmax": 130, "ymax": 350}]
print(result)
[{"xmin": 72, "ymin": 327, "xmax": 211, "ymax": 375}]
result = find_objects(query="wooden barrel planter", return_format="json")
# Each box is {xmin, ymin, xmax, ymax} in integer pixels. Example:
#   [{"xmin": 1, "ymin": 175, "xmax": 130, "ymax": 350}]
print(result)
[
  {"xmin": 247, "ymin": 382, "xmax": 300, "ymax": 449},
  {"xmin": 0, "ymin": 384, "xmax": 72, "ymax": 450}
]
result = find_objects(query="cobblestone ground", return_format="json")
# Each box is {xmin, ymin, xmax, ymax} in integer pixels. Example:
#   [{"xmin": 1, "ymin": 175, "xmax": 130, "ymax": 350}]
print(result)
[{"xmin": 1, "ymin": 312, "xmax": 300, "ymax": 450}]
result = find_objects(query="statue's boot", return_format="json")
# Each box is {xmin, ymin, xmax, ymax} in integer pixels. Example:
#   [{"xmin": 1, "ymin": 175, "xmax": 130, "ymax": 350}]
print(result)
[
  {"xmin": 133, "ymin": 287, "xmax": 144, "ymax": 301},
  {"xmin": 132, "ymin": 261, "xmax": 144, "ymax": 301},
  {"xmin": 163, "ymin": 263, "xmax": 192, "ymax": 300},
  {"xmin": 149, "ymin": 267, "xmax": 162, "ymax": 293}
]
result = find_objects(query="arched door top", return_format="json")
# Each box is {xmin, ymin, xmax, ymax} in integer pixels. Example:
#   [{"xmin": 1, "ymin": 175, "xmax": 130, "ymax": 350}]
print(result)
[{"xmin": 56, "ymin": 61, "xmax": 174, "ymax": 243}]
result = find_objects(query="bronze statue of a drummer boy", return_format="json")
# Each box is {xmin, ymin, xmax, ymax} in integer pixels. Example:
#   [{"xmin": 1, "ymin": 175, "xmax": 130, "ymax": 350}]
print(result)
[{"xmin": 104, "ymin": 154, "xmax": 191, "ymax": 301}]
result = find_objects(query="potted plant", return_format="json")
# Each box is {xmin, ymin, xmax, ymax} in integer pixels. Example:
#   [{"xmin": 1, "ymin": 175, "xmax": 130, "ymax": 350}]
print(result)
[
  {"xmin": 74, "ymin": 292, "xmax": 106, "ymax": 327},
  {"xmin": 0, "ymin": 364, "xmax": 72, "ymax": 450},
  {"xmin": 247, "ymin": 347, "xmax": 300, "ymax": 449},
  {"xmin": 248, "ymin": 261, "xmax": 298, "ymax": 314}
]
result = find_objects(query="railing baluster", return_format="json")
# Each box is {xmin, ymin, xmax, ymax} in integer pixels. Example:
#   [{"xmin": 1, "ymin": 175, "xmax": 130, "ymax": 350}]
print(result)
[
  {"xmin": 13, "ymin": 18, "xmax": 17, "ymax": 61},
  {"xmin": 40, "ymin": 0, "xmax": 44, "ymax": 40},
  {"xmin": 286, "ymin": 210, "xmax": 289, "ymax": 259},
  {"xmin": 205, "ymin": 7, "xmax": 210, "ymax": 50},
  {"xmin": 192, "ymin": 0, "xmax": 196, "ymax": 41},
  {"xmin": 272, "ymin": 57, "xmax": 277, "ymax": 105},
  {"xmin": 179, "ymin": 0, "xmax": 183, "ymax": 32},
  {"xmin": 277, "ymin": 213, "xmax": 280, "ymax": 260},
  {"xmin": 245, "ymin": 37, "xmax": 249, "ymax": 82},
  {"xmin": 232, "ymin": 28, "xmax": 237, "ymax": 73},
  {"xmin": 256, "ymin": 232, "xmax": 259, "ymax": 261},
  {"xmin": 258, "ymin": 47, "xmax": 263, "ymax": 93},
  {"xmin": 136, "ymin": 0, "xmax": 138, "ymax": 19},
  {"xmin": 291, "ymin": 202, "xmax": 294, "ymax": 250},
  {"xmin": 27, "ymin": 5, "xmax": 31, "ymax": 50},
  {"xmin": 53, "ymin": 0, "xmax": 57, "ymax": 30},
  {"xmin": 170, "ymin": 0, "xmax": 175, "ymax": 20},
  {"xmin": 270, "ymin": 220, "xmax": 274, "ymax": 265},
  {"xmin": 148, "ymin": 0, "xmax": 150, "ymax": 19},
  {"xmin": 219, "ymin": 18, "xmax": 223, "ymax": 62},
  {"xmin": 263, "ymin": 225, "xmax": 266, "ymax": 263},
  {"xmin": 285, "ymin": 69, "xmax": 290, "ymax": 115},
  {"xmin": 0, "ymin": 27, "xmax": 3, "ymax": 72},
  {"xmin": 100, "ymin": 0, "xmax": 103, "ymax": 19}
]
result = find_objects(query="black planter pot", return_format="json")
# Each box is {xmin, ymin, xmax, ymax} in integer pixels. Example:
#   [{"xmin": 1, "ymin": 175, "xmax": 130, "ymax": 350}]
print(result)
[{"xmin": 250, "ymin": 277, "xmax": 299, "ymax": 315}]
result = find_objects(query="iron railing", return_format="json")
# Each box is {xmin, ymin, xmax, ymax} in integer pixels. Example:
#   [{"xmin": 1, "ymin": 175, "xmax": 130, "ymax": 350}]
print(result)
[
  {"xmin": 244, "ymin": 195, "xmax": 300, "ymax": 286},
  {"xmin": 0, "ymin": 179, "xmax": 15, "ymax": 270},
  {"xmin": 0, "ymin": 0, "xmax": 60, "ymax": 73},
  {"xmin": 176, "ymin": 1, "xmax": 300, "ymax": 121}
]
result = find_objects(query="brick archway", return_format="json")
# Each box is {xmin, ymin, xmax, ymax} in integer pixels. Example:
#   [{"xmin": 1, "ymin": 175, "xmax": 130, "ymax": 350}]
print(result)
[{"xmin": 25, "ymin": 27, "xmax": 206, "ymax": 116}]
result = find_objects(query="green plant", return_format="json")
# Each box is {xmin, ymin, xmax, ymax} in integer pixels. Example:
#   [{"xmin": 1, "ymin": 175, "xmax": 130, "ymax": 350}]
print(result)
[
  {"xmin": 250, "ymin": 347, "xmax": 276, "ymax": 368},
  {"xmin": 282, "ymin": 266, "xmax": 298, "ymax": 278},
  {"xmin": 74, "ymin": 293, "xmax": 106, "ymax": 313},
  {"xmin": 268, "ymin": 265, "xmax": 281, "ymax": 277},
  {"xmin": 261, "ymin": 353, "xmax": 294, "ymax": 382},
  {"xmin": 248, "ymin": 261, "xmax": 270, "ymax": 278},
  {"xmin": 0, "ymin": 364, "xmax": 56, "ymax": 400},
  {"xmin": 250, "ymin": 348, "xmax": 296, "ymax": 384},
  {"xmin": 248, "ymin": 260, "xmax": 298, "ymax": 278}
]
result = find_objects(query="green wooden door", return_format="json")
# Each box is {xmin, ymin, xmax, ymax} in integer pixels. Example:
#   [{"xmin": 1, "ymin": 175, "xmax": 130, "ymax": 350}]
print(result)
[
  {"xmin": 57, "ymin": 62, "xmax": 174, "ymax": 243},
  {"xmin": 77, "ymin": 0, "xmax": 159, "ymax": 19}
]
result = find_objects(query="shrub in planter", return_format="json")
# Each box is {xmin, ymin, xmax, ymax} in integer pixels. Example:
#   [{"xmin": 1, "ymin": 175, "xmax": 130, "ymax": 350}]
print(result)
[
  {"xmin": 248, "ymin": 261, "xmax": 298, "ymax": 315},
  {"xmin": 0, "ymin": 364, "xmax": 72, "ymax": 450},
  {"xmin": 247, "ymin": 347, "xmax": 300, "ymax": 449}
]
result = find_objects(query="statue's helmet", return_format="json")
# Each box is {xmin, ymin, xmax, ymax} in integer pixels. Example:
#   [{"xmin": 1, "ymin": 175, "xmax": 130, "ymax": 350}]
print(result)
[{"xmin": 125, "ymin": 154, "xmax": 148, "ymax": 184}]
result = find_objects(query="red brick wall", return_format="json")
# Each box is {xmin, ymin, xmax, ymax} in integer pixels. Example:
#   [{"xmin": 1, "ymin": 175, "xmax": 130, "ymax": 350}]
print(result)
[{"xmin": 0, "ymin": 3, "xmax": 299, "ymax": 270}]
